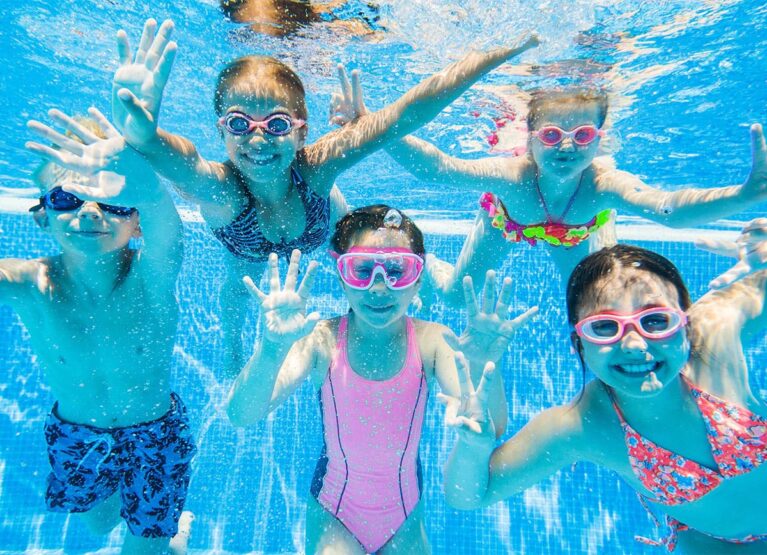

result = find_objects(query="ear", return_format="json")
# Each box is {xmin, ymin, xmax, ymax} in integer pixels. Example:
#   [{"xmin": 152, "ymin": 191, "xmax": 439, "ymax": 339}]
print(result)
[
  {"xmin": 296, "ymin": 124, "xmax": 308, "ymax": 149},
  {"xmin": 570, "ymin": 331, "xmax": 583, "ymax": 356},
  {"xmin": 32, "ymin": 209, "xmax": 49, "ymax": 229}
]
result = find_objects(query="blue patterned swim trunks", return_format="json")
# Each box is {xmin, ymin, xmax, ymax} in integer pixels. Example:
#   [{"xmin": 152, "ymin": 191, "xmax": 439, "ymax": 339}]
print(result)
[{"xmin": 44, "ymin": 392, "xmax": 196, "ymax": 538}]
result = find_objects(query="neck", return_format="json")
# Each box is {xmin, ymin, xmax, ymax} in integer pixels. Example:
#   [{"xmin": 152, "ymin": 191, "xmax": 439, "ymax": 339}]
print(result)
[
  {"xmin": 248, "ymin": 164, "xmax": 296, "ymax": 208},
  {"xmin": 58, "ymin": 247, "xmax": 131, "ymax": 297},
  {"xmin": 347, "ymin": 311, "xmax": 407, "ymax": 349},
  {"xmin": 535, "ymin": 165, "xmax": 584, "ymax": 201},
  {"xmin": 610, "ymin": 372, "xmax": 689, "ymax": 425}
]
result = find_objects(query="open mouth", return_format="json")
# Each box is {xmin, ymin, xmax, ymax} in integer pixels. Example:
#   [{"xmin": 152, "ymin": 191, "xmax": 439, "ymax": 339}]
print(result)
[
  {"xmin": 75, "ymin": 231, "xmax": 108, "ymax": 237},
  {"xmin": 240, "ymin": 151, "xmax": 278, "ymax": 166},
  {"xmin": 613, "ymin": 361, "xmax": 662, "ymax": 376}
]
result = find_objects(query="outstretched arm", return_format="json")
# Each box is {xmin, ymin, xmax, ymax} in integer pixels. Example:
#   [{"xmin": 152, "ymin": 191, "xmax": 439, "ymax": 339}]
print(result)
[
  {"xmin": 111, "ymin": 18, "xmax": 236, "ymax": 217},
  {"xmin": 441, "ymin": 360, "xmax": 580, "ymax": 509},
  {"xmin": 329, "ymin": 65, "xmax": 517, "ymax": 189},
  {"xmin": 25, "ymin": 107, "xmax": 183, "ymax": 278},
  {"xmin": 226, "ymin": 250, "xmax": 323, "ymax": 426},
  {"xmin": 435, "ymin": 271, "xmax": 537, "ymax": 436},
  {"xmin": 600, "ymin": 124, "xmax": 767, "ymax": 227},
  {"xmin": 307, "ymin": 34, "xmax": 539, "ymax": 192},
  {"xmin": 695, "ymin": 218, "xmax": 767, "ymax": 342}
]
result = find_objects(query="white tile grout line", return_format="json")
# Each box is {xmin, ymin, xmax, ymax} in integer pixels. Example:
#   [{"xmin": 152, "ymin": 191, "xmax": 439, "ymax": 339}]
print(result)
[{"xmin": 0, "ymin": 196, "xmax": 745, "ymax": 243}]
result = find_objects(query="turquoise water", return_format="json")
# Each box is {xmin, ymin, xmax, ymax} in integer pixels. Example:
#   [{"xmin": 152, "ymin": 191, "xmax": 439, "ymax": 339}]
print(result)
[{"xmin": 1, "ymin": 0, "xmax": 767, "ymax": 553}]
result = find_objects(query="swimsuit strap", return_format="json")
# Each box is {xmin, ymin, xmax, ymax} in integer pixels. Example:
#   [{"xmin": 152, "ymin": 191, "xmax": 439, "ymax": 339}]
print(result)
[
  {"xmin": 534, "ymin": 168, "xmax": 585, "ymax": 224},
  {"xmin": 602, "ymin": 383, "xmax": 630, "ymax": 425}
]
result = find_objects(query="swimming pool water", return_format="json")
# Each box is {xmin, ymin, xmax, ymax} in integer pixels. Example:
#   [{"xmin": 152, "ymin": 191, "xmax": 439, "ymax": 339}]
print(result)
[{"xmin": 2, "ymin": 0, "xmax": 767, "ymax": 553}]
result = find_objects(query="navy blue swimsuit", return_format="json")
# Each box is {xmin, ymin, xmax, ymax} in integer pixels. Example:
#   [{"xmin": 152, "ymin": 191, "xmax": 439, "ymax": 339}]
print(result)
[{"xmin": 212, "ymin": 167, "xmax": 330, "ymax": 262}]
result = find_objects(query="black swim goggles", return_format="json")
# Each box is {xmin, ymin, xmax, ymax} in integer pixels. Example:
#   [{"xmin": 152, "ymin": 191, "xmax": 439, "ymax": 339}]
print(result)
[{"xmin": 29, "ymin": 186, "xmax": 137, "ymax": 217}]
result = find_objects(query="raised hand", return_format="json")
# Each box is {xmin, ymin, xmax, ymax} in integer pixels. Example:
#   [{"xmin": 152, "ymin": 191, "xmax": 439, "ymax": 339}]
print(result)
[
  {"xmin": 328, "ymin": 63, "xmax": 368, "ymax": 126},
  {"xmin": 243, "ymin": 250, "xmax": 321, "ymax": 345},
  {"xmin": 112, "ymin": 18, "xmax": 177, "ymax": 147},
  {"xmin": 696, "ymin": 218, "xmax": 767, "ymax": 289},
  {"xmin": 438, "ymin": 353, "xmax": 496, "ymax": 443},
  {"xmin": 741, "ymin": 124, "xmax": 767, "ymax": 201},
  {"xmin": 446, "ymin": 271, "xmax": 537, "ymax": 365},
  {"xmin": 25, "ymin": 107, "xmax": 144, "ymax": 205}
]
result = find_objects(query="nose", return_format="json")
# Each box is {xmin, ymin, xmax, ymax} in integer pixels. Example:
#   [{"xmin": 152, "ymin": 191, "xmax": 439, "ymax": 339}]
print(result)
[
  {"xmin": 620, "ymin": 324, "xmax": 648, "ymax": 355},
  {"xmin": 77, "ymin": 202, "xmax": 104, "ymax": 220},
  {"xmin": 558, "ymin": 136, "xmax": 576, "ymax": 151},
  {"xmin": 368, "ymin": 274, "xmax": 389, "ymax": 294},
  {"xmin": 247, "ymin": 128, "xmax": 268, "ymax": 144}
]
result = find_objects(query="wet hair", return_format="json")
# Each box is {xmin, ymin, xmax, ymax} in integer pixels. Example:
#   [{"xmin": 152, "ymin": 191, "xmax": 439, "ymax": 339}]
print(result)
[
  {"xmin": 213, "ymin": 55, "xmax": 308, "ymax": 120},
  {"xmin": 526, "ymin": 88, "xmax": 609, "ymax": 130},
  {"xmin": 330, "ymin": 204, "xmax": 425, "ymax": 257},
  {"xmin": 566, "ymin": 244, "xmax": 694, "ymax": 398},
  {"xmin": 220, "ymin": 0, "xmax": 319, "ymax": 31}
]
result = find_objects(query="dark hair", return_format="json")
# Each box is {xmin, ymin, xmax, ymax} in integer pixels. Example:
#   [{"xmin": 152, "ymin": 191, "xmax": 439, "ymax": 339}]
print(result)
[
  {"xmin": 527, "ymin": 88, "xmax": 609, "ymax": 130},
  {"xmin": 566, "ymin": 244, "xmax": 693, "ymax": 397},
  {"xmin": 213, "ymin": 55, "xmax": 308, "ymax": 120},
  {"xmin": 330, "ymin": 204, "xmax": 425, "ymax": 257}
]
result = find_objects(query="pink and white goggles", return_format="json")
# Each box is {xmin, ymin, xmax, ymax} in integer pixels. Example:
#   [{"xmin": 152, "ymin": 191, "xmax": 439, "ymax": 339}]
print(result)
[
  {"xmin": 333, "ymin": 247, "xmax": 424, "ymax": 290},
  {"xmin": 575, "ymin": 307, "xmax": 687, "ymax": 345}
]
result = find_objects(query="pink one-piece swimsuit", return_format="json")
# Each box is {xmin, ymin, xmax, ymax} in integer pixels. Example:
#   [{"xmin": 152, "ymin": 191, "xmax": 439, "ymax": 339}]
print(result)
[{"xmin": 311, "ymin": 315, "xmax": 427, "ymax": 553}]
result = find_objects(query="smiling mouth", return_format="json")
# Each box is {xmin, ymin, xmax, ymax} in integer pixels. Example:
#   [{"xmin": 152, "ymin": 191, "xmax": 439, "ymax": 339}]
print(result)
[
  {"xmin": 240, "ymin": 152, "xmax": 278, "ymax": 165},
  {"xmin": 366, "ymin": 305, "xmax": 394, "ymax": 313},
  {"xmin": 75, "ymin": 231, "xmax": 108, "ymax": 237},
  {"xmin": 613, "ymin": 361, "xmax": 662, "ymax": 376}
]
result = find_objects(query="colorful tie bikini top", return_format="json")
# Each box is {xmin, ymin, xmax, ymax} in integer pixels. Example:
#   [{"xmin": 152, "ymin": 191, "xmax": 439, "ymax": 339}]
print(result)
[
  {"xmin": 606, "ymin": 379, "xmax": 767, "ymax": 506},
  {"xmin": 479, "ymin": 171, "xmax": 611, "ymax": 248}
]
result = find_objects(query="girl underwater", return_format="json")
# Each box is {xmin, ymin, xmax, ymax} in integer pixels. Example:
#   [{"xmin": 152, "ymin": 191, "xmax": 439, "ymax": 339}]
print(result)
[
  {"xmin": 441, "ymin": 224, "xmax": 767, "ymax": 553},
  {"xmin": 226, "ymin": 205, "xmax": 536, "ymax": 553},
  {"xmin": 330, "ymin": 74, "xmax": 767, "ymax": 305},
  {"xmin": 107, "ymin": 18, "xmax": 538, "ymax": 376}
]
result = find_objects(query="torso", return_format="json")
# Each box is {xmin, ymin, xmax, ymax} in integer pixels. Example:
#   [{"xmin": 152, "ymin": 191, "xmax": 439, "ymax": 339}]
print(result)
[
  {"xmin": 10, "ymin": 256, "xmax": 177, "ymax": 428},
  {"xmin": 213, "ymin": 166, "xmax": 330, "ymax": 262}
]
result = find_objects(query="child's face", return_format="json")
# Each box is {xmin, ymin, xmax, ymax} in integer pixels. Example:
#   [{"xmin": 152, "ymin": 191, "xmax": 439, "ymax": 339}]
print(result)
[
  {"xmin": 220, "ymin": 89, "xmax": 306, "ymax": 184},
  {"xmin": 575, "ymin": 267, "xmax": 690, "ymax": 397},
  {"xmin": 529, "ymin": 101, "xmax": 602, "ymax": 178},
  {"xmin": 340, "ymin": 229, "xmax": 421, "ymax": 329},
  {"xmin": 37, "ymin": 166, "xmax": 140, "ymax": 256}
]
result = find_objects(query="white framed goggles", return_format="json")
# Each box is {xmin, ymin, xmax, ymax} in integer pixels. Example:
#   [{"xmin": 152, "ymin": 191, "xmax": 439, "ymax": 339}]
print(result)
[
  {"xmin": 332, "ymin": 247, "xmax": 424, "ymax": 290},
  {"xmin": 574, "ymin": 307, "xmax": 687, "ymax": 345}
]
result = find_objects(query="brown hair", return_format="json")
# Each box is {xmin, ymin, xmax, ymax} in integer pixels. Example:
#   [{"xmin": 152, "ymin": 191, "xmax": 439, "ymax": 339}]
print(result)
[
  {"xmin": 213, "ymin": 56, "xmax": 308, "ymax": 120},
  {"xmin": 331, "ymin": 204, "xmax": 425, "ymax": 258},
  {"xmin": 527, "ymin": 89, "xmax": 609, "ymax": 130}
]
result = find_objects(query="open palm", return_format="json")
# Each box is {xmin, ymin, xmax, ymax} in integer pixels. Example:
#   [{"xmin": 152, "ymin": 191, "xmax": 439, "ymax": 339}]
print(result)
[{"xmin": 243, "ymin": 250, "xmax": 321, "ymax": 345}]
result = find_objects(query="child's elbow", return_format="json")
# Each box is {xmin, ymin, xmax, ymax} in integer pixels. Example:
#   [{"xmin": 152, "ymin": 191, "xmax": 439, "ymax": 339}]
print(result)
[
  {"xmin": 444, "ymin": 488, "xmax": 484, "ymax": 510},
  {"xmin": 225, "ymin": 399, "xmax": 262, "ymax": 427}
]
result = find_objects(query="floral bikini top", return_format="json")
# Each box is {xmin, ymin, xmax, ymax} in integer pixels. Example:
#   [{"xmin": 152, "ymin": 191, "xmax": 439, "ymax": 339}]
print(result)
[
  {"xmin": 478, "ymin": 171, "xmax": 611, "ymax": 248},
  {"xmin": 480, "ymin": 192, "xmax": 611, "ymax": 248},
  {"xmin": 606, "ymin": 378, "xmax": 767, "ymax": 506}
]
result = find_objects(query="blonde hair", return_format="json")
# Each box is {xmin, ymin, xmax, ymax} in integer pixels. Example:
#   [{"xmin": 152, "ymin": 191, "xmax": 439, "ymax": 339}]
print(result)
[
  {"xmin": 527, "ymin": 89, "xmax": 609, "ymax": 130},
  {"xmin": 213, "ymin": 56, "xmax": 308, "ymax": 120}
]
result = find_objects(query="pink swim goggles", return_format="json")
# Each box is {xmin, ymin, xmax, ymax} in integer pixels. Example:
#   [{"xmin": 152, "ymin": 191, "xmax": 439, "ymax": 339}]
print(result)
[
  {"xmin": 534, "ymin": 125, "xmax": 603, "ymax": 146},
  {"xmin": 219, "ymin": 111, "xmax": 305, "ymax": 136},
  {"xmin": 333, "ymin": 247, "xmax": 424, "ymax": 290},
  {"xmin": 575, "ymin": 307, "xmax": 687, "ymax": 345}
]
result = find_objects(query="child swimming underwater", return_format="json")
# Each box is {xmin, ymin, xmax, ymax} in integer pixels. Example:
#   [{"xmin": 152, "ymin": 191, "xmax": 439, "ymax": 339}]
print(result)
[
  {"xmin": 330, "ymin": 76, "xmax": 767, "ymax": 305},
  {"xmin": 441, "ymin": 227, "xmax": 767, "ymax": 553},
  {"xmin": 226, "ymin": 205, "xmax": 536, "ymax": 553},
  {"xmin": 5, "ymin": 109, "xmax": 196, "ymax": 554},
  {"xmin": 109, "ymin": 18, "xmax": 538, "ymax": 373}
]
